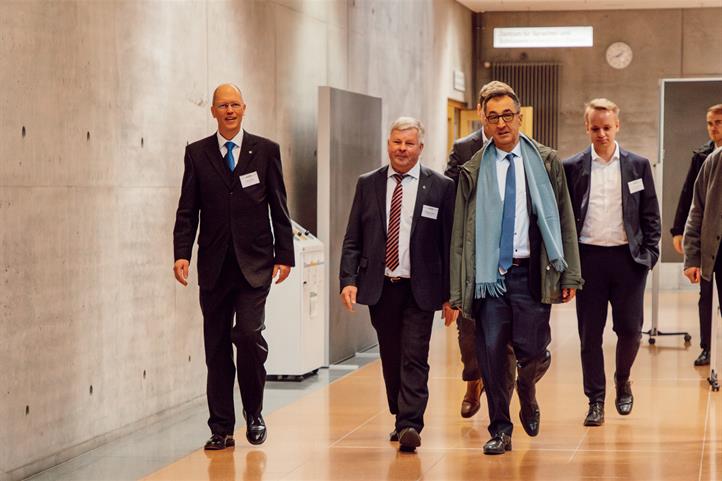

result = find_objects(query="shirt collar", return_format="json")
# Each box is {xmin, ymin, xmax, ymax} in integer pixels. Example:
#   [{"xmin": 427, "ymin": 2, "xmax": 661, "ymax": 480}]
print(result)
[
  {"xmin": 495, "ymin": 142, "xmax": 522, "ymax": 163},
  {"xmin": 591, "ymin": 142, "xmax": 620, "ymax": 164},
  {"xmin": 217, "ymin": 130, "xmax": 244, "ymax": 151},
  {"xmin": 388, "ymin": 161, "xmax": 421, "ymax": 179}
]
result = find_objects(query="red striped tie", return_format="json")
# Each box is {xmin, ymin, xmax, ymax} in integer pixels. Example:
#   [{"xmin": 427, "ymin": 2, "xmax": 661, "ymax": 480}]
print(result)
[{"xmin": 385, "ymin": 174, "xmax": 405, "ymax": 271}]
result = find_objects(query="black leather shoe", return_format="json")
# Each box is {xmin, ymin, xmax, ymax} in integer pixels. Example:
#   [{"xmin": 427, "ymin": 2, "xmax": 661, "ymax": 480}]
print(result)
[
  {"xmin": 516, "ymin": 351, "xmax": 550, "ymax": 437},
  {"xmin": 398, "ymin": 427, "xmax": 421, "ymax": 452},
  {"xmin": 483, "ymin": 433, "xmax": 512, "ymax": 455},
  {"xmin": 694, "ymin": 350, "xmax": 711, "ymax": 366},
  {"xmin": 389, "ymin": 429, "xmax": 399, "ymax": 442},
  {"xmin": 204, "ymin": 434, "xmax": 235, "ymax": 450},
  {"xmin": 246, "ymin": 413, "xmax": 267, "ymax": 445},
  {"xmin": 583, "ymin": 402, "xmax": 605, "ymax": 426},
  {"xmin": 615, "ymin": 378, "xmax": 633, "ymax": 416},
  {"xmin": 519, "ymin": 405, "xmax": 540, "ymax": 437}
]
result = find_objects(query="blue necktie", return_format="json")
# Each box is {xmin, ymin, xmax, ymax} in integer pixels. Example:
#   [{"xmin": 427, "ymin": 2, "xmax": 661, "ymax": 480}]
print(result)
[
  {"xmin": 499, "ymin": 153, "xmax": 516, "ymax": 273},
  {"xmin": 224, "ymin": 141, "xmax": 236, "ymax": 171}
]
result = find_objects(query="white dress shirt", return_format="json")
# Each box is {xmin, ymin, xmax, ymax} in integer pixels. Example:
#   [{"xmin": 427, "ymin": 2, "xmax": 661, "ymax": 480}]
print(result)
[
  {"xmin": 216, "ymin": 130, "xmax": 244, "ymax": 169},
  {"xmin": 579, "ymin": 142, "xmax": 628, "ymax": 246},
  {"xmin": 384, "ymin": 162, "xmax": 420, "ymax": 278},
  {"xmin": 495, "ymin": 144, "xmax": 530, "ymax": 258}
]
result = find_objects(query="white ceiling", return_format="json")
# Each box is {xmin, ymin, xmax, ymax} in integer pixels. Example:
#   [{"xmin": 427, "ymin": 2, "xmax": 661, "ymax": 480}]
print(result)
[{"xmin": 457, "ymin": 0, "xmax": 721, "ymax": 12}]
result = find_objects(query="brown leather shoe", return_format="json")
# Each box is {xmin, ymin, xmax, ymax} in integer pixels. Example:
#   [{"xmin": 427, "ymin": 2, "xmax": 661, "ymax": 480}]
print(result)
[{"xmin": 460, "ymin": 379, "xmax": 483, "ymax": 418}]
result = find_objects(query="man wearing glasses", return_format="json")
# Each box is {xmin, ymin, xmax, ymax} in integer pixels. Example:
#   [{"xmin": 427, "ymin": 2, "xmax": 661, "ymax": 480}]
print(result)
[
  {"xmin": 172, "ymin": 83, "xmax": 295, "ymax": 450},
  {"xmin": 563, "ymin": 99, "xmax": 660, "ymax": 427},
  {"xmin": 449, "ymin": 85, "xmax": 581, "ymax": 454},
  {"xmin": 445, "ymin": 81, "xmax": 518, "ymax": 421}
]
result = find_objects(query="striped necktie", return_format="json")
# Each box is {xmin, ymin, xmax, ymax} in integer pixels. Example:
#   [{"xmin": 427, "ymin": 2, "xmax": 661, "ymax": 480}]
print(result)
[{"xmin": 385, "ymin": 173, "xmax": 406, "ymax": 271}]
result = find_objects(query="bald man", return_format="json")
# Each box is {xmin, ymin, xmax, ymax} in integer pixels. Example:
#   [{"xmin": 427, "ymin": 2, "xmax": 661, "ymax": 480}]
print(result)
[{"xmin": 173, "ymin": 84, "xmax": 295, "ymax": 450}]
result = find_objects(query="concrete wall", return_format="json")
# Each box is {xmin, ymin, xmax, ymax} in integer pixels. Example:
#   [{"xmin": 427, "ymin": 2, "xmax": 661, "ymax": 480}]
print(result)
[
  {"xmin": 0, "ymin": 1, "xmax": 472, "ymax": 479},
  {"xmin": 477, "ymin": 8, "xmax": 722, "ymax": 160}
]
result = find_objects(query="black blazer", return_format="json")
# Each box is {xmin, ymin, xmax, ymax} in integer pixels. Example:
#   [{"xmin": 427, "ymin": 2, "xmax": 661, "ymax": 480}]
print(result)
[
  {"xmin": 671, "ymin": 140, "xmax": 715, "ymax": 236},
  {"xmin": 445, "ymin": 129, "xmax": 485, "ymax": 184},
  {"xmin": 173, "ymin": 131, "xmax": 295, "ymax": 289},
  {"xmin": 563, "ymin": 146, "xmax": 661, "ymax": 269},
  {"xmin": 339, "ymin": 165, "xmax": 455, "ymax": 311}
]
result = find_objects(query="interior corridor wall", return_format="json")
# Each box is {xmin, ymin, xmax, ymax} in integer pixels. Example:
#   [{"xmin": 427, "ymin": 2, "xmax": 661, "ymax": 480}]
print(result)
[
  {"xmin": 477, "ymin": 8, "xmax": 722, "ymax": 161},
  {"xmin": 0, "ymin": 1, "xmax": 472, "ymax": 479}
]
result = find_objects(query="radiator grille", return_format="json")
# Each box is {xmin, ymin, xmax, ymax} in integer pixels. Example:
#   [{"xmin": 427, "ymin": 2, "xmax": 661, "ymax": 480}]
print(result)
[{"xmin": 490, "ymin": 62, "xmax": 560, "ymax": 149}]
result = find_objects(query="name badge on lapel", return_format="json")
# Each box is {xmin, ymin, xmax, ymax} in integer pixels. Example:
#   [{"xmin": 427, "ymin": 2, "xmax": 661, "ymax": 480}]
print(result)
[
  {"xmin": 421, "ymin": 205, "xmax": 439, "ymax": 219},
  {"xmin": 240, "ymin": 171, "xmax": 260, "ymax": 188},
  {"xmin": 627, "ymin": 178, "xmax": 644, "ymax": 194}
]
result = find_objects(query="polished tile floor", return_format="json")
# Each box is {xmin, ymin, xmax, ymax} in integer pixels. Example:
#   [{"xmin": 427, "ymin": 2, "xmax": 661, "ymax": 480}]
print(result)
[{"xmin": 30, "ymin": 291, "xmax": 721, "ymax": 480}]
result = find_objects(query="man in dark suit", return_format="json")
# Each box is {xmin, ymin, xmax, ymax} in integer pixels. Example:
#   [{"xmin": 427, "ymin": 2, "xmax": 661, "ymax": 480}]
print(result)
[
  {"xmin": 563, "ymin": 98, "xmax": 660, "ymax": 427},
  {"xmin": 173, "ymin": 83, "xmax": 295, "ymax": 450},
  {"xmin": 671, "ymin": 104, "xmax": 722, "ymax": 366},
  {"xmin": 340, "ymin": 117, "xmax": 456, "ymax": 453},
  {"xmin": 445, "ymin": 80, "xmax": 517, "ymax": 420}
]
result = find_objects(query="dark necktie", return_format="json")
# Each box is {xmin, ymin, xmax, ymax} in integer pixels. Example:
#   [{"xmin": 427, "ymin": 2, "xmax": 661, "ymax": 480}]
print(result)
[
  {"xmin": 224, "ymin": 141, "xmax": 236, "ymax": 171},
  {"xmin": 499, "ymin": 153, "xmax": 516, "ymax": 272},
  {"xmin": 385, "ymin": 173, "xmax": 406, "ymax": 272}
]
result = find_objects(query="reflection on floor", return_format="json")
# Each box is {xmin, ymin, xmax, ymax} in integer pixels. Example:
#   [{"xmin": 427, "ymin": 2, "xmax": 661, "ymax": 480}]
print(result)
[{"xmin": 31, "ymin": 291, "xmax": 721, "ymax": 480}]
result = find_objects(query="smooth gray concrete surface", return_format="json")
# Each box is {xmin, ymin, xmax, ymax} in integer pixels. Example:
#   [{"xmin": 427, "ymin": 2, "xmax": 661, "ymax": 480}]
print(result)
[
  {"xmin": 317, "ymin": 87, "xmax": 382, "ymax": 363},
  {"xmin": 0, "ymin": 1, "xmax": 472, "ymax": 479}
]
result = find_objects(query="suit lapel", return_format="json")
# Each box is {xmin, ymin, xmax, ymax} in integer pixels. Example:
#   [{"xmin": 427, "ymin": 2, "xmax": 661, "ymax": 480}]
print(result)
[
  {"xmin": 234, "ymin": 130, "xmax": 257, "ymax": 177},
  {"xmin": 374, "ymin": 166, "xmax": 389, "ymax": 231},
  {"xmin": 619, "ymin": 148, "xmax": 632, "ymax": 220},
  {"xmin": 579, "ymin": 148, "xmax": 593, "ymax": 221},
  {"xmin": 204, "ymin": 136, "xmax": 233, "ymax": 190},
  {"xmin": 410, "ymin": 166, "xmax": 432, "ymax": 239}
]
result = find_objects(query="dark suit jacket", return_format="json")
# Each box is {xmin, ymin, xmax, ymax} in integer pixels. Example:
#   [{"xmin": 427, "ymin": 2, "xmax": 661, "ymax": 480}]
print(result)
[
  {"xmin": 339, "ymin": 164, "xmax": 456, "ymax": 312},
  {"xmin": 173, "ymin": 131, "xmax": 295, "ymax": 290},
  {"xmin": 671, "ymin": 140, "xmax": 715, "ymax": 236},
  {"xmin": 445, "ymin": 129, "xmax": 486, "ymax": 184},
  {"xmin": 563, "ymin": 146, "xmax": 661, "ymax": 269}
]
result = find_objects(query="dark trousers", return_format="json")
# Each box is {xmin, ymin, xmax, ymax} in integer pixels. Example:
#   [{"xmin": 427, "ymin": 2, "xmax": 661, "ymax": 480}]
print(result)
[
  {"xmin": 698, "ymin": 247, "xmax": 722, "ymax": 350},
  {"xmin": 577, "ymin": 244, "xmax": 648, "ymax": 404},
  {"xmin": 199, "ymin": 247, "xmax": 271, "ymax": 436},
  {"xmin": 457, "ymin": 314, "xmax": 481, "ymax": 381},
  {"xmin": 458, "ymin": 314, "xmax": 517, "ymax": 390},
  {"xmin": 368, "ymin": 278, "xmax": 434, "ymax": 433},
  {"xmin": 473, "ymin": 265, "xmax": 552, "ymax": 437}
]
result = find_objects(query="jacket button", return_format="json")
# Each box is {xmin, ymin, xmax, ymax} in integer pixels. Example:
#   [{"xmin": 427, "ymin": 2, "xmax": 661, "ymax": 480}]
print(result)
[{"xmin": 546, "ymin": 265, "xmax": 551, "ymax": 271}]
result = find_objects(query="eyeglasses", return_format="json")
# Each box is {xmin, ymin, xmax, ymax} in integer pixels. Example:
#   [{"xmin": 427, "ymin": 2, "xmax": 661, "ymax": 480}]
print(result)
[
  {"xmin": 486, "ymin": 111, "xmax": 520, "ymax": 124},
  {"xmin": 215, "ymin": 103, "xmax": 244, "ymax": 111}
]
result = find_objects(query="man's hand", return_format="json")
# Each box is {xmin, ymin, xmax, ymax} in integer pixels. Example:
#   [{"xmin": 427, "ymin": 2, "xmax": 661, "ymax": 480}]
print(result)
[
  {"xmin": 684, "ymin": 267, "xmax": 701, "ymax": 284},
  {"xmin": 340, "ymin": 286, "xmax": 358, "ymax": 312},
  {"xmin": 442, "ymin": 302, "xmax": 459, "ymax": 326},
  {"xmin": 673, "ymin": 235, "xmax": 684, "ymax": 255},
  {"xmin": 173, "ymin": 259, "xmax": 190, "ymax": 286},
  {"xmin": 562, "ymin": 288, "xmax": 576, "ymax": 303},
  {"xmin": 272, "ymin": 264, "xmax": 291, "ymax": 284}
]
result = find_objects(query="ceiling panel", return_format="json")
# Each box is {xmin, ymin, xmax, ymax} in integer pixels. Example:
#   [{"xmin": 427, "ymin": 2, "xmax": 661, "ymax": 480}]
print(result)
[{"xmin": 457, "ymin": 0, "xmax": 721, "ymax": 12}]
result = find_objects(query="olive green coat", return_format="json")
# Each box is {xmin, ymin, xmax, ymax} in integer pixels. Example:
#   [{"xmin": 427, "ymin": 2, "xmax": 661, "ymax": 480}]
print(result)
[{"xmin": 449, "ymin": 140, "xmax": 583, "ymax": 318}]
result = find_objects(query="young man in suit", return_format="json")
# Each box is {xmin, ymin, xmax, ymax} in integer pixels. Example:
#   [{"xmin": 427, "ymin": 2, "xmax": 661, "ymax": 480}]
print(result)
[
  {"xmin": 445, "ymin": 81, "xmax": 517, "ymax": 420},
  {"xmin": 339, "ymin": 117, "xmax": 456, "ymax": 453},
  {"xmin": 671, "ymin": 104, "xmax": 722, "ymax": 366},
  {"xmin": 563, "ymin": 98, "xmax": 661, "ymax": 427},
  {"xmin": 450, "ymin": 86, "xmax": 582, "ymax": 455},
  {"xmin": 173, "ymin": 83, "xmax": 295, "ymax": 450}
]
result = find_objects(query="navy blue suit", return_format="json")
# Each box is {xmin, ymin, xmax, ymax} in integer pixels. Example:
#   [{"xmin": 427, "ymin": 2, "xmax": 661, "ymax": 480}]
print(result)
[{"xmin": 564, "ymin": 146, "xmax": 661, "ymax": 404}]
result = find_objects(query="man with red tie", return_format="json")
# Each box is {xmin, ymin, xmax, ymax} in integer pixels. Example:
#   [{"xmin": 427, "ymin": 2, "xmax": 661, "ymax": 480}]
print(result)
[{"xmin": 339, "ymin": 117, "xmax": 456, "ymax": 453}]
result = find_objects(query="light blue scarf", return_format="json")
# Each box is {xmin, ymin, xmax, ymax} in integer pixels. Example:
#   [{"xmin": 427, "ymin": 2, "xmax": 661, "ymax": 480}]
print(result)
[{"xmin": 474, "ymin": 134, "xmax": 567, "ymax": 298}]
